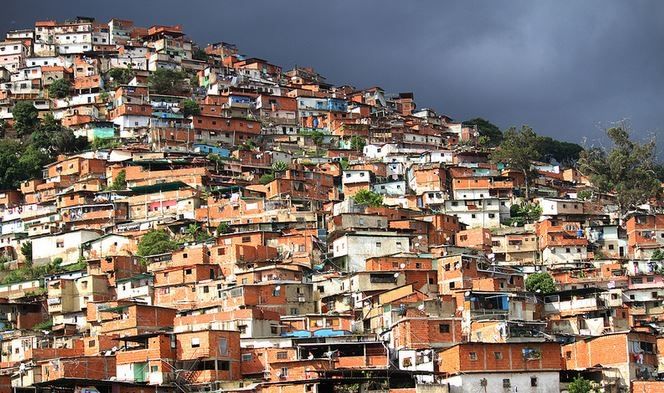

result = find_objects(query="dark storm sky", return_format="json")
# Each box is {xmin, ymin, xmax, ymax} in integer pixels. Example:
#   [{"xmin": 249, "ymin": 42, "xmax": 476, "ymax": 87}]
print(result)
[{"xmin": 3, "ymin": 0, "xmax": 664, "ymax": 149}]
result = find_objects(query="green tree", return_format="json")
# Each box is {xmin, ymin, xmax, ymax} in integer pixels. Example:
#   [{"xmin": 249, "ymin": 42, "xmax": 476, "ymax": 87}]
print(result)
[
  {"xmin": 21, "ymin": 242, "xmax": 32, "ymax": 265},
  {"xmin": 216, "ymin": 222, "xmax": 232, "ymax": 235},
  {"xmin": 149, "ymin": 68, "xmax": 189, "ymax": 95},
  {"xmin": 509, "ymin": 202, "xmax": 543, "ymax": 226},
  {"xmin": 30, "ymin": 113, "xmax": 89, "ymax": 157},
  {"xmin": 310, "ymin": 130, "xmax": 324, "ymax": 147},
  {"xmin": 464, "ymin": 118, "xmax": 503, "ymax": 146},
  {"xmin": 568, "ymin": 376, "xmax": 594, "ymax": 393},
  {"xmin": 654, "ymin": 162, "xmax": 664, "ymax": 182},
  {"xmin": 535, "ymin": 136, "xmax": 584, "ymax": 164},
  {"xmin": 577, "ymin": 124, "xmax": 661, "ymax": 216},
  {"xmin": 109, "ymin": 170, "xmax": 127, "ymax": 191},
  {"xmin": 181, "ymin": 99, "xmax": 201, "ymax": 117},
  {"xmin": 0, "ymin": 140, "xmax": 49, "ymax": 189},
  {"xmin": 577, "ymin": 190, "xmax": 592, "ymax": 201},
  {"xmin": 490, "ymin": 125, "xmax": 540, "ymax": 199},
  {"xmin": 137, "ymin": 230, "xmax": 178, "ymax": 257},
  {"xmin": 350, "ymin": 135, "xmax": 366, "ymax": 152},
  {"xmin": 192, "ymin": 47, "xmax": 209, "ymax": 62},
  {"xmin": 11, "ymin": 101, "xmax": 40, "ymax": 137},
  {"xmin": 271, "ymin": 161, "xmax": 288, "ymax": 173},
  {"xmin": 48, "ymin": 78, "xmax": 71, "ymax": 99},
  {"xmin": 92, "ymin": 137, "xmax": 121, "ymax": 150},
  {"xmin": 259, "ymin": 174, "xmax": 275, "ymax": 184},
  {"xmin": 652, "ymin": 249, "xmax": 664, "ymax": 261},
  {"xmin": 108, "ymin": 67, "xmax": 135, "ymax": 86},
  {"xmin": 352, "ymin": 189, "xmax": 383, "ymax": 207},
  {"xmin": 525, "ymin": 272, "xmax": 556, "ymax": 294}
]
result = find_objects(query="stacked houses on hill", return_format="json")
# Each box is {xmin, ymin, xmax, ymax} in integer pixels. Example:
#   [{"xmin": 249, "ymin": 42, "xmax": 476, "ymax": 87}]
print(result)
[{"xmin": 0, "ymin": 16, "xmax": 662, "ymax": 393}]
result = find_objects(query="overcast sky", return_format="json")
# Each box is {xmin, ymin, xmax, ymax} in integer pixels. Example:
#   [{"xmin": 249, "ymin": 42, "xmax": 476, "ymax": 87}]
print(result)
[{"xmin": 3, "ymin": 0, "xmax": 664, "ymax": 151}]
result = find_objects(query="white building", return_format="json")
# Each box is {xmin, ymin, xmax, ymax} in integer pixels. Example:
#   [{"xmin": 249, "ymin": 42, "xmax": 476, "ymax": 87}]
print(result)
[
  {"xmin": 441, "ymin": 371, "xmax": 560, "ymax": 393},
  {"xmin": 31, "ymin": 229, "xmax": 101, "ymax": 266},
  {"xmin": 330, "ymin": 232, "xmax": 411, "ymax": 271}
]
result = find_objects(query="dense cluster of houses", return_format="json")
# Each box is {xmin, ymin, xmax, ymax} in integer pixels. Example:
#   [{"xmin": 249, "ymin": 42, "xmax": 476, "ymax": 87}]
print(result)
[{"xmin": 0, "ymin": 16, "xmax": 663, "ymax": 393}]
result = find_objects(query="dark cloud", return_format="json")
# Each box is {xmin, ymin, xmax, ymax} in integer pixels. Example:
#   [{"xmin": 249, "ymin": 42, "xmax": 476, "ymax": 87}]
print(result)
[{"xmin": 3, "ymin": 0, "xmax": 664, "ymax": 149}]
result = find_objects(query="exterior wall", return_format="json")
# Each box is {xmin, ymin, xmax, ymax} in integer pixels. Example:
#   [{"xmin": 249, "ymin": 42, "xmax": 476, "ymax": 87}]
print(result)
[
  {"xmin": 32, "ymin": 230, "xmax": 101, "ymax": 265},
  {"xmin": 443, "ymin": 372, "xmax": 559, "ymax": 393},
  {"xmin": 331, "ymin": 233, "xmax": 411, "ymax": 271}
]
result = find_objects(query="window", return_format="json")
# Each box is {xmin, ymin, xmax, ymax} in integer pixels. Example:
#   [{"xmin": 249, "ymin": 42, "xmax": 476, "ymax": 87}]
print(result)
[
  {"xmin": 277, "ymin": 351, "xmax": 288, "ymax": 359},
  {"xmin": 151, "ymin": 365, "xmax": 159, "ymax": 373},
  {"xmin": 88, "ymin": 340, "xmax": 95, "ymax": 348},
  {"xmin": 566, "ymin": 351, "xmax": 572, "ymax": 360},
  {"xmin": 185, "ymin": 269, "xmax": 192, "ymax": 275},
  {"xmin": 469, "ymin": 352, "xmax": 477, "ymax": 361},
  {"xmin": 530, "ymin": 377, "xmax": 538, "ymax": 387},
  {"xmin": 191, "ymin": 338, "xmax": 200, "ymax": 348},
  {"xmin": 242, "ymin": 236, "xmax": 251, "ymax": 243},
  {"xmin": 439, "ymin": 323, "xmax": 450, "ymax": 333},
  {"xmin": 241, "ymin": 353, "xmax": 252, "ymax": 361},
  {"xmin": 280, "ymin": 367, "xmax": 288, "ymax": 378},
  {"xmin": 502, "ymin": 379, "xmax": 511, "ymax": 389},
  {"xmin": 375, "ymin": 242, "xmax": 382, "ymax": 248},
  {"xmin": 494, "ymin": 351, "xmax": 503, "ymax": 360}
]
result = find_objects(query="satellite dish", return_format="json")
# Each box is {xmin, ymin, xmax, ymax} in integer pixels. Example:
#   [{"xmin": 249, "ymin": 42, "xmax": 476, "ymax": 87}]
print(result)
[
  {"xmin": 275, "ymin": 285, "xmax": 281, "ymax": 291},
  {"xmin": 394, "ymin": 273, "xmax": 400, "ymax": 278},
  {"xmin": 399, "ymin": 263, "xmax": 406, "ymax": 269}
]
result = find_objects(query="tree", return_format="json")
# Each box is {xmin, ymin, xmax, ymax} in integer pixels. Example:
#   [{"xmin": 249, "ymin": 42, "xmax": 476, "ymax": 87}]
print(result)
[
  {"xmin": 108, "ymin": 170, "xmax": 127, "ymax": 191},
  {"xmin": 259, "ymin": 174, "xmax": 275, "ymax": 184},
  {"xmin": 352, "ymin": 189, "xmax": 383, "ymax": 207},
  {"xmin": 148, "ymin": 68, "xmax": 189, "ymax": 95},
  {"xmin": 108, "ymin": 67, "xmax": 135, "ymax": 86},
  {"xmin": 181, "ymin": 99, "xmax": 201, "ymax": 117},
  {"xmin": 30, "ymin": 113, "xmax": 89, "ymax": 157},
  {"xmin": 490, "ymin": 125, "xmax": 540, "ymax": 199},
  {"xmin": 310, "ymin": 130, "xmax": 324, "ymax": 147},
  {"xmin": 11, "ymin": 101, "xmax": 39, "ymax": 137},
  {"xmin": 137, "ymin": 230, "xmax": 178, "ymax": 257},
  {"xmin": 464, "ymin": 118, "xmax": 502, "ymax": 146},
  {"xmin": 534, "ymin": 135, "xmax": 584, "ymax": 164},
  {"xmin": 652, "ymin": 249, "xmax": 664, "ymax": 261},
  {"xmin": 350, "ymin": 135, "xmax": 366, "ymax": 152},
  {"xmin": 567, "ymin": 376, "xmax": 594, "ymax": 393},
  {"xmin": 192, "ymin": 47, "xmax": 209, "ymax": 61},
  {"xmin": 216, "ymin": 222, "xmax": 232, "ymax": 235},
  {"xmin": 655, "ymin": 162, "xmax": 664, "ymax": 182},
  {"xmin": 207, "ymin": 153, "xmax": 224, "ymax": 172},
  {"xmin": 48, "ymin": 78, "xmax": 71, "ymax": 99},
  {"xmin": 271, "ymin": 161, "xmax": 288, "ymax": 173},
  {"xmin": 525, "ymin": 272, "xmax": 556, "ymax": 294},
  {"xmin": 21, "ymin": 241, "xmax": 33, "ymax": 265},
  {"xmin": 0, "ymin": 140, "xmax": 49, "ymax": 189},
  {"xmin": 92, "ymin": 137, "xmax": 121, "ymax": 150},
  {"xmin": 577, "ymin": 123, "xmax": 661, "ymax": 216},
  {"xmin": 509, "ymin": 202, "xmax": 543, "ymax": 226}
]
